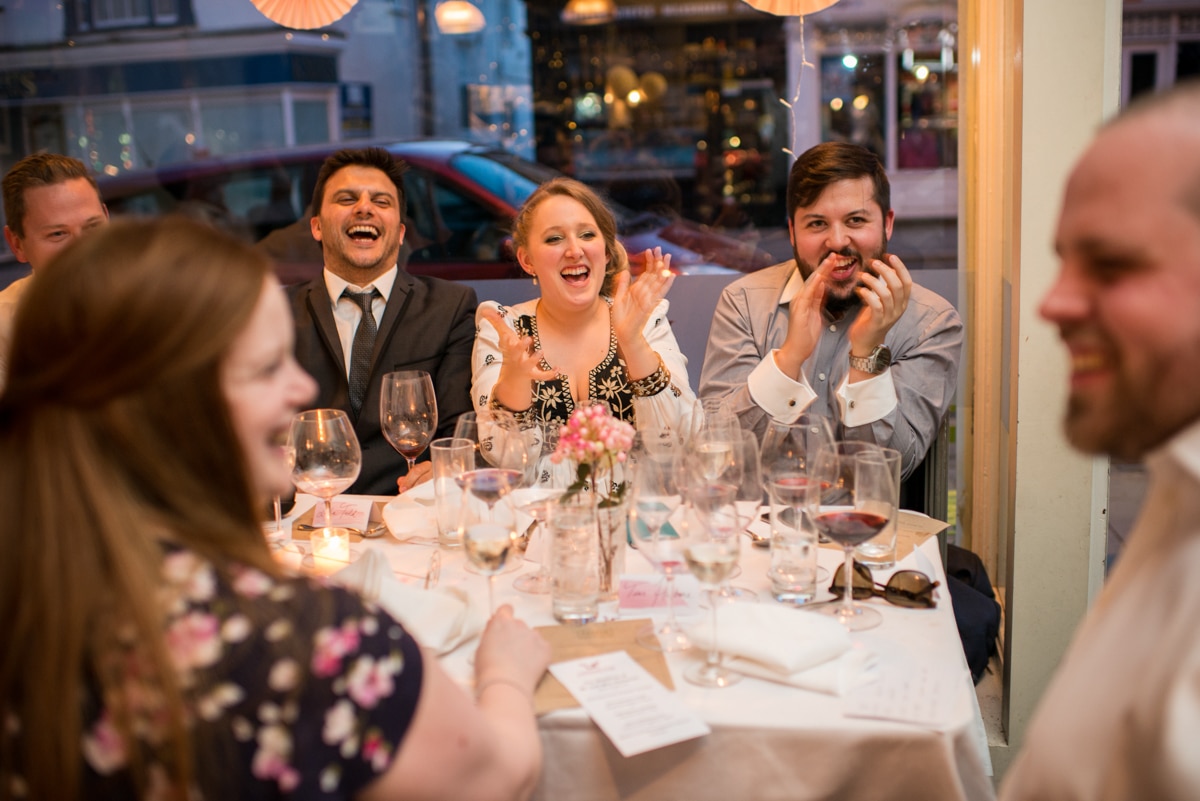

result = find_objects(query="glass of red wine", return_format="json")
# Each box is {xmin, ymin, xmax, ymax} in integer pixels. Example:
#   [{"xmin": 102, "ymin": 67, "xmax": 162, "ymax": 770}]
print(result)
[{"xmin": 807, "ymin": 442, "xmax": 900, "ymax": 631}]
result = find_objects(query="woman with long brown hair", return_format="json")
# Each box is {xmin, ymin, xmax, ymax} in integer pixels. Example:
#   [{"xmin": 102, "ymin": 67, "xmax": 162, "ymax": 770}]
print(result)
[{"xmin": 0, "ymin": 216, "xmax": 549, "ymax": 800}]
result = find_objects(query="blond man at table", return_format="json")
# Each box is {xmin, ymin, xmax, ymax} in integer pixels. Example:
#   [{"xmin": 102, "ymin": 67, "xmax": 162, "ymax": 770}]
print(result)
[{"xmin": 1000, "ymin": 80, "xmax": 1200, "ymax": 800}]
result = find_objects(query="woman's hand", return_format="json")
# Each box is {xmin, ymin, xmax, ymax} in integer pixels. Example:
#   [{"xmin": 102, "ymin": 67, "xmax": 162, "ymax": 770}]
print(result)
[
  {"xmin": 479, "ymin": 305, "xmax": 557, "ymax": 411},
  {"xmin": 474, "ymin": 604, "xmax": 551, "ymax": 698},
  {"xmin": 610, "ymin": 248, "xmax": 674, "ymax": 377}
]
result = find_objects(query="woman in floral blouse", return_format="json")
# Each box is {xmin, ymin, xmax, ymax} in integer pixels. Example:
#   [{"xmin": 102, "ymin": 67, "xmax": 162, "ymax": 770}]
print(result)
[
  {"xmin": 0, "ymin": 216, "xmax": 549, "ymax": 801},
  {"xmin": 472, "ymin": 178, "xmax": 698, "ymax": 461}
]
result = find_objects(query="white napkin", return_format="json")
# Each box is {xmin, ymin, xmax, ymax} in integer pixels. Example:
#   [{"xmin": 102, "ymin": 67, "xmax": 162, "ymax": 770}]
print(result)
[
  {"xmin": 685, "ymin": 603, "xmax": 876, "ymax": 696},
  {"xmin": 400, "ymin": 482, "xmax": 436, "ymax": 506},
  {"xmin": 382, "ymin": 498, "xmax": 438, "ymax": 541},
  {"xmin": 332, "ymin": 547, "xmax": 485, "ymax": 655}
]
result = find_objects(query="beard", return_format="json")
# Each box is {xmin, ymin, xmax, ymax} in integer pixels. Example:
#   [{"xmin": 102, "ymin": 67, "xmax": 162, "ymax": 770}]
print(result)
[{"xmin": 793, "ymin": 234, "xmax": 888, "ymax": 320}]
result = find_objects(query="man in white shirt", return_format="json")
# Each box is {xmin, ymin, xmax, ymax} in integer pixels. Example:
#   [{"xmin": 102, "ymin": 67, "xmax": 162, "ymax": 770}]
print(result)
[
  {"xmin": 699, "ymin": 142, "xmax": 962, "ymax": 481},
  {"xmin": 1000, "ymin": 81, "xmax": 1200, "ymax": 800},
  {"xmin": 1, "ymin": 153, "xmax": 108, "ymax": 385},
  {"xmin": 289, "ymin": 147, "xmax": 476, "ymax": 495}
]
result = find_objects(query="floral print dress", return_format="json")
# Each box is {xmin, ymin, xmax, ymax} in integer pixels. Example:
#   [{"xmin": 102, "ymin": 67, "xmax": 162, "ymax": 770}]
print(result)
[{"xmin": 64, "ymin": 549, "xmax": 423, "ymax": 800}]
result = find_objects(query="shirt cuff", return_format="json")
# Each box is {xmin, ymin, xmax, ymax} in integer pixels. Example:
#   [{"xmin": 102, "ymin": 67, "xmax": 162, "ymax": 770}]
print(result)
[
  {"xmin": 836, "ymin": 370, "xmax": 899, "ymax": 426},
  {"xmin": 747, "ymin": 350, "xmax": 818, "ymax": 422}
]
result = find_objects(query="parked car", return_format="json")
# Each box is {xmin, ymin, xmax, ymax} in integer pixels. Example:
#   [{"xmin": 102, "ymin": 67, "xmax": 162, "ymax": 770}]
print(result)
[{"xmin": 89, "ymin": 139, "xmax": 774, "ymax": 285}]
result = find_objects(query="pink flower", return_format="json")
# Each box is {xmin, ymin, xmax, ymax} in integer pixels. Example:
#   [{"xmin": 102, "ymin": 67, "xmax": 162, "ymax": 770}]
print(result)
[
  {"xmin": 231, "ymin": 566, "xmax": 274, "ymax": 598},
  {"xmin": 312, "ymin": 621, "xmax": 361, "ymax": 678},
  {"xmin": 82, "ymin": 711, "xmax": 128, "ymax": 775},
  {"xmin": 345, "ymin": 656, "xmax": 396, "ymax": 709},
  {"xmin": 165, "ymin": 611, "xmax": 222, "ymax": 671}
]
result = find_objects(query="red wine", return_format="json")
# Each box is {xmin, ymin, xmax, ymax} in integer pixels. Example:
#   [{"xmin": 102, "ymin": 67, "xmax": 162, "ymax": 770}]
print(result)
[
  {"xmin": 813, "ymin": 510, "xmax": 888, "ymax": 546},
  {"xmin": 771, "ymin": 476, "xmax": 831, "ymax": 507}
]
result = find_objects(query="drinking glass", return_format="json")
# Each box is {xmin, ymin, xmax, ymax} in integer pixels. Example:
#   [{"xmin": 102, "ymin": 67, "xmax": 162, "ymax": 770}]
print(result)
[
  {"xmin": 710, "ymin": 429, "xmax": 762, "ymax": 602},
  {"xmin": 760, "ymin": 414, "xmax": 835, "ymax": 585},
  {"xmin": 685, "ymin": 483, "xmax": 741, "ymax": 688},
  {"xmin": 807, "ymin": 442, "xmax": 900, "ymax": 631},
  {"xmin": 380, "ymin": 370, "xmax": 438, "ymax": 475},
  {"xmin": 289, "ymin": 409, "xmax": 362, "ymax": 558},
  {"xmin": 629, "ymin": 432, "xmax": 690, "ymax": 651},
  {"xmin": 513, "ymin": 420, "xmax": 566, "ymax": 594},
  {"xmin": 459, "ymin": 469, "xmax": 518, "ymax": 615}
]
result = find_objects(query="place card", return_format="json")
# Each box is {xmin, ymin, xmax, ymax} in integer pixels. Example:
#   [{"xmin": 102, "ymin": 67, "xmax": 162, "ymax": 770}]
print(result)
[
  {"xmin": 843, "ymin": 656, "xmax": 960, "ymax": 728},
  {"xmin": 617, "ymin": 573, "xmax": 702, "ymax": 614},
  {"xmin": 549, "ymin": 650, "xmax": 710, "ymax": 757}
]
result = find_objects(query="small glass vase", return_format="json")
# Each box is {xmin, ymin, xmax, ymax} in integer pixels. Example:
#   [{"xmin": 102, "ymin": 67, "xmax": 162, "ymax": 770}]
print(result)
[{"xmin": 596, "ymin": 498, "xmax": 627, "ymax": 601}]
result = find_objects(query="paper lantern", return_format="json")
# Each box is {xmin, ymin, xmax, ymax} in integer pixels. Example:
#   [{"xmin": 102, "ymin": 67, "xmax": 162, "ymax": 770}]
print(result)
[
  {"xmin": 639, "ymin": 71, "xmax": 668, "ymax": 102},
  {"xmin": 561, "ymin": 0, "xmax": 616, "ymax": 26},
  {"xmin": 737, "ymin": 0, "xmax": 840, "ymax": 17},
  {"xmin": 251, "ymin": 0, "xmax": 358, "ymax": 29},
  {"xmin": 605, "ymin": 65, "xmax": 638, "ymax": 98},
  {"xmin": 435, "ymin": 0, "xmax": 486, "ymax": 33}
]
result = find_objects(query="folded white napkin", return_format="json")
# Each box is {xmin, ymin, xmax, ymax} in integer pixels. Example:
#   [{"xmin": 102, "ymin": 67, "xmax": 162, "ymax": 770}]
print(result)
[
  {"xmin": 685, "ymin": 603, "xmax": 876, "ymax": 696},
  {"xmin": 332, "ymin": 547, "xmax": 485, "ymax": 655},
  {"xmin": 382, "ymin": 498, "xmax": 438, "ymax": 541},
  {"xmin": 400, "ymin": 482, "xmax": 437, "ymax": 505}
]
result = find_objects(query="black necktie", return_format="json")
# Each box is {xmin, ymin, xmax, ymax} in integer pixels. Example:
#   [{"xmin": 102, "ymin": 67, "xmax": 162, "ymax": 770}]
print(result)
[{"xmin": 344, "ymin": 287, "xmax": 380, "ymax": 417}]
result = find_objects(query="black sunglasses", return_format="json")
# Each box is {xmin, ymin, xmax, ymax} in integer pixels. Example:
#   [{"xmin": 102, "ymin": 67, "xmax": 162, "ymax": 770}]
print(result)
[{"xmin": 830, "ymin": 560, "xmax": 940, "ymax": 609}]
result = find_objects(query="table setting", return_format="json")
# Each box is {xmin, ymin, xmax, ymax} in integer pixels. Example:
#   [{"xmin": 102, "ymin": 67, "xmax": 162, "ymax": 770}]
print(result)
[{"xmin": 267, "ymin": 397, "xmax": 995, "ymax": 801}]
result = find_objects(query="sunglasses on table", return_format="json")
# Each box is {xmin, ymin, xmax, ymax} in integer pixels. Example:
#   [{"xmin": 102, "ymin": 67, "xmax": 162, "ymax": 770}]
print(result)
[{"xmin": 829, "ymin": 560, "xmax": 940, "ymax": 609}]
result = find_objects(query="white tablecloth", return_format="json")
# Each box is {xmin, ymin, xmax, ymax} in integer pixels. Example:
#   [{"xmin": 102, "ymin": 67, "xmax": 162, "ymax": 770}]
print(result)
[{"xmin": 277, "ymin": 495, "xmax": 995, "ymax": 801}]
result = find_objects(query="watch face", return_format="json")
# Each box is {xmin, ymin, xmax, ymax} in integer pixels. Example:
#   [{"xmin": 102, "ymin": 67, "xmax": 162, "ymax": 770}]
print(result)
[{"xmin": 873, "ymin": 346, "xmax": 892, "ymax": 371}]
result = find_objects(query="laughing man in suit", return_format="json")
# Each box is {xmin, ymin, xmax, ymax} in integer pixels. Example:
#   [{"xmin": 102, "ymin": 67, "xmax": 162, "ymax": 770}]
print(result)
[{"xmin": 289, "ymin": 147, "xmax": 477, "ymax": 495}]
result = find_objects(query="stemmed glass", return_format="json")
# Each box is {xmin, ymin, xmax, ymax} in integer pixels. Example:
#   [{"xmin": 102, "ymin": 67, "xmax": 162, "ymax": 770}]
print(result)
[
  {"xmin": 761, "ymin": 414, "xmax": 835, "ymax": 583},
  {"xmin": 380, "ymin": 370, "xmax": 438, "ymax": 475},
  {"xmin": 629, "ymin": 430, "xmax": 690, "ymax": 652},
  {"xmin": 807, "ymin": 442, "xmax": 899, "ymax": 632},
  {"xmin": 289, "ymin": 409, "xmax": 362, "ymax": 559},
  {"xmin": 707, "ymin": 429, "xmax": 762, "ymax": 603},
  {"xmin": 685, "ymin": 483, "xmax": 741, "ymax": 687},
  {"xmin": 513, "ymin": 420, "xmax": 564, "ymax": 594},
  {"xmin": 459, "ymin": 469, "xmax": 519, "ymax": 615}
]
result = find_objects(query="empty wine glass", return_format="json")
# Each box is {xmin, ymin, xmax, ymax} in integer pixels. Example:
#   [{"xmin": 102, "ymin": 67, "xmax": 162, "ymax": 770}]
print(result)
[
  {"xmin": 707, "ymin": 429, "xmax": 762, "ymax": 603},
  {"xmin": 513, "ymin": 420, "xmax": 565, "ymax": 595},
  {"xmin": 685, "ymin": 482, "xmax": 741, "ymax": 688},
  {"xmin": 807, "ymin": 442, "xmax": 900, "ymax": 632},
  {"xmin": 380, "ymin": 370, "xmax": 438, "ymax": 476},
  {"xmin": 290, "ymin": 409, "xmax": 362, "ymax": 558},
  {"xmin": 629, "ymin": 432, "xmax": 690, "ymax": 652}
]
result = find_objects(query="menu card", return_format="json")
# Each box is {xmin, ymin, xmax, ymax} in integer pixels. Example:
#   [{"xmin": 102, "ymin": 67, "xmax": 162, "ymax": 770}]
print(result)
[
  {"xmin": 533, "ymin": 618, "xmax": 673, "ymax": 715},
  {"xmin": 549, "ymin": 651, "xmax": 710, "ymax": 757}
]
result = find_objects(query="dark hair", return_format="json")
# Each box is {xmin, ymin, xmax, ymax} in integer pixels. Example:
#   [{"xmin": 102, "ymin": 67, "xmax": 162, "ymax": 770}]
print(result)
[
  {"xmin": 0, "ymin": 215, "xmax": 279, "ymax": 798},
  {"xmin": 310, "ymin": 146, "xmax": 408, "ymax": 214},
  {"xmin": 511, "ymin": 177, "xmax": 629, "ymax": 296},
  {"xmin": 2, "ymin": 152, "xmax": 100, "ymax": 237},
  {"xmin": 786, "ymin": 142, "xmax": 891, "ymax": 221}
]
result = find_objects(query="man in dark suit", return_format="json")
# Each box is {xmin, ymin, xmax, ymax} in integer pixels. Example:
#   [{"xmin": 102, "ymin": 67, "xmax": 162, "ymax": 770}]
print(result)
[{"xmin": 289, "ymin": 147, "xmax": 477, "ymax": 495}]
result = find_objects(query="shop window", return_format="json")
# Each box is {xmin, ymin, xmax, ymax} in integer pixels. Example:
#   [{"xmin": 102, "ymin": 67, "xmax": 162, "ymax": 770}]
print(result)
[
  {"xmin": 897, "ymin": 49, "xmax": 957, "ymax": 170},
  {"xmin": 68, "ymin": 0, "xmax": 191, "ymax": 32},
  {"xmin": 819, "ymin": 52, "xmax": 886, "ymax": 162}
]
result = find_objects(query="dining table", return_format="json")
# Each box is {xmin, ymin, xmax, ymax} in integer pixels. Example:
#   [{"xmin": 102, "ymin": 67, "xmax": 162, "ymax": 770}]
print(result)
[{"xmin": 273, "ymin": 491, "xmax": 996, "ymax": 801}]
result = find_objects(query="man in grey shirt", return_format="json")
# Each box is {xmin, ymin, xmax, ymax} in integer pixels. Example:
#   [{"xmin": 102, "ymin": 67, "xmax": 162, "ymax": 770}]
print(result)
[{"xmin": 699, "ymin": 142, "xmax": 962, "ymax": 480}]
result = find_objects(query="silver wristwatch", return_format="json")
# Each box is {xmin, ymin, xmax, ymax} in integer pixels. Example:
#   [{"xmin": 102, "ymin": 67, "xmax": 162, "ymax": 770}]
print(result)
[{"xmin": 848, "ymin": 345, "xmax": 892, "ymax": 375}]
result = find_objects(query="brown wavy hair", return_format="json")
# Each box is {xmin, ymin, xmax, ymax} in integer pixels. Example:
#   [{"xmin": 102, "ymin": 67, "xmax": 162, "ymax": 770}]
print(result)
[
  {"xmin": 0, "ymin": 216, "xmax": 282, "ymax": 800},
  {"xmin": 510, "ymin": 177, "xmax": 629, "ymax": 297}
]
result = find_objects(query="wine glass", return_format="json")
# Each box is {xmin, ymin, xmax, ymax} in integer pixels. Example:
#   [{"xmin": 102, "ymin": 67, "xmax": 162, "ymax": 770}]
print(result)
[
  {"xmin": 513, "ymin": 420, "xmax": 565, "ymax": 595},
  {"xmin": 380, "ymin": 370, "xmax": 438, "ymax": 476},
  {"xmin": 629, "ymin": 431, "xmax": 690, "ymax": 652},
  {"xmin": 707, "ymin": 429, "xmax": 762, "ymax": 603},
  {"xmin": 289, "ymin": 409, "xmax": 362, "ymax": 557},
  {"xmin": 459, "ymin": 469, "xmax": 519, "ymax": 615},
  {"xmin": 685, "ymin": 483, "xmax": 742, "ymax": 688},
  {"xmin": 807, "ymin": 442, "xmax": 900, "ymax": 632}
]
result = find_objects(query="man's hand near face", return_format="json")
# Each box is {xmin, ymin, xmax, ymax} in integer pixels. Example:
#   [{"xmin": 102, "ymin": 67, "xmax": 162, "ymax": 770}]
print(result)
[{"xmin": 847, "ymin": 253, "xmax": 912, "ymax": 377}]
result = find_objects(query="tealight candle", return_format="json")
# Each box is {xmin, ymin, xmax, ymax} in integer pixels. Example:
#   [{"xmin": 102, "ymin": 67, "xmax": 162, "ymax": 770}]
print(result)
[{"xmin": 312, "ymin": 526, "xmax": 351, "ymax": 562}]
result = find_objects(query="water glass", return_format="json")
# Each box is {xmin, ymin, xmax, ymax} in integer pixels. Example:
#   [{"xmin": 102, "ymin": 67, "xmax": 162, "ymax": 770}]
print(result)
[
  {"xmin": 548, "ymin": 494, "xmax": 600, "ymax": 624},
  {"xmin": 853, "ymin": 446, "xmax": 903, "ymax": 568},
  {"xmin": 431, "ymin": 437, "xmax": 474, "ymax": 549}
]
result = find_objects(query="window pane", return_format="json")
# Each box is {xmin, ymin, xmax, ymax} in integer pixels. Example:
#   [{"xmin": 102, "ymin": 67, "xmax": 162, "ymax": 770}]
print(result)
[
  {"xmin": 1177, "ymin": 41, "xmax": 1200, "ymax": 81},
  {"xmin": 896, "ymin": 50, "xmax": 958, "ymax": 170},
  {"xmin": 78, "ymin": 106, "xmax": 132, "ymax": 175},
  {"xmin": 94, "ymin": 0, "xmax": 150, "ymax": 26},
  {"xmin": 293, "ymin": 100, "xmax": 330, "ymax": 146},
  {"xmin": 201, "ymin": 99, "xmax": 285, "ymax": 157},
  {"xmin": 1129, "ymin": 52, "xmax": 1158, "ymax": 100},
  {"xmin": 131, "ymin": 106, "xmax": 193, "ymax": 167},
  {"xmin": 820, "ymin": 53, "xmax": 886, "ymax": 163}
]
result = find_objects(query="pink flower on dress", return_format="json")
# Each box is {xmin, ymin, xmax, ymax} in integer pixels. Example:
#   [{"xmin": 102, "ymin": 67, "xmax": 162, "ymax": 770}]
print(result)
[
  {"xmin": 161, "ymin": 551, "xmax": 216, "ymax": 603},
  {"xmin": 322, "ymin": 699, "xmax": 358, "ymax": 746},
  {"xmin": 81, "ymin": 711, "xmax": 128, "ymax": 775},
  {"xmin": 312, "ymin": 621, "xmax": 361, "ymax": 678},
  {"xmin": 344, "ymin": 655, "xmax": 396, "ymax": 709},
  {"xmin": 165, "ymin": 611, "xmax": 222, "ymax": 671},
  {"xmin": 362, "ymin": 728, "xmax": 393, "ymax": 772},
  {"xmin": 252, "ymin": 724, "xmax": 297, "ymax": 789},
  {"xmin": 231, "ymin": 566, "xmax": 274, "ymax": 598}
]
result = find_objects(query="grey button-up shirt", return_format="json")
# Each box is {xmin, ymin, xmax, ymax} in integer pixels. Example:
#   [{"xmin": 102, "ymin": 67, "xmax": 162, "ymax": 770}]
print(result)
[{"xmin": 698, "ymin": 261, "xmax": 963, "ymax": 479}]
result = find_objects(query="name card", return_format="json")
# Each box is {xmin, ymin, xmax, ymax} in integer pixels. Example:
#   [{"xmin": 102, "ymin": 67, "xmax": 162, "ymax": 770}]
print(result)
[
  {"xmin": 304, "ymin": 494, "xmax": 373, "ymax": 530},
  {"xmin": 549, "ymin": 650, "xmax": 710, "ymax": 757},
  {"xmin": 618, "ymin": 573, "xmax": 702, "ymax": 614}
]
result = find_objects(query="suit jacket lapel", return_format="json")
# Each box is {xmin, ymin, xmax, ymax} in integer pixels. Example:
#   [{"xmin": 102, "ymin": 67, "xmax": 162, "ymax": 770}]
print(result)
[
  {"xmin": 375, "ymin": 270, "xmax": 415, "ymax": 365},
  {"xmin": 307, "ymin": 283, "xmax": 348, "ymax": 379}
]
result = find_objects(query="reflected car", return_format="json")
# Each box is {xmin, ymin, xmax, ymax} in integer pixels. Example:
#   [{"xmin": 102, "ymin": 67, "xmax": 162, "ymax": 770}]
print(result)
[{"xmin": 90, "ymin": 139, "xmax": 774, "ymax": 284}]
